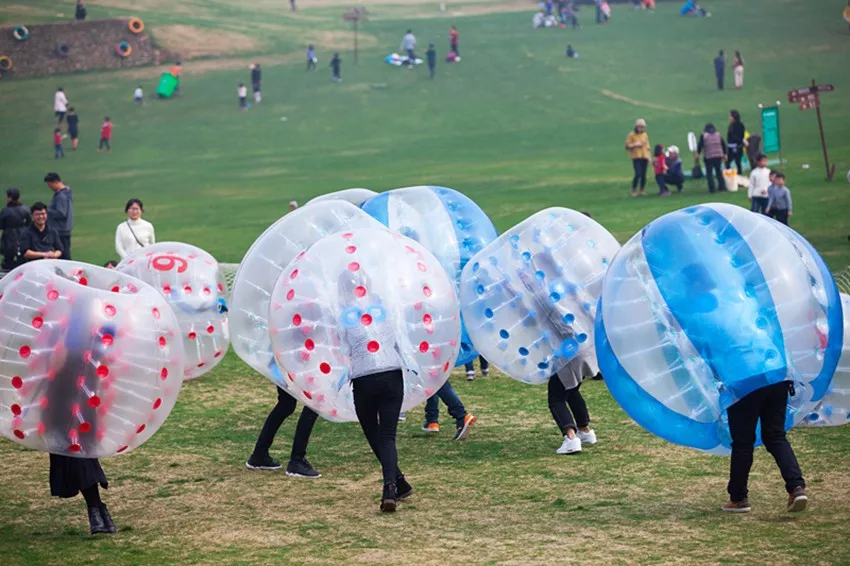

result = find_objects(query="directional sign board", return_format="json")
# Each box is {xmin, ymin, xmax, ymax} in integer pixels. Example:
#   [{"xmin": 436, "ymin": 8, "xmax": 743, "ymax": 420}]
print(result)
[{"xmin": 788, "ymin": 84, "xmax": 835, "ymax": 103}]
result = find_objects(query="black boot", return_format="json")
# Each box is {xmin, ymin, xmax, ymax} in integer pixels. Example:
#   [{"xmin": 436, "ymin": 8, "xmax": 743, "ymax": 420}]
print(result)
[
  {"xmin": 397, "ymin": 475, "xmax": 414, "ymax": 500},
  {"xmin": 88, "ymin": 505, "xmax": 109, "ymax": 535},
  {"xmin": 380, "ymin": 483, "xmax": 398, "ymax": 513},
  {"xmin": 100, "ymin": 504, "xmax": 116, "ymax": 533}
]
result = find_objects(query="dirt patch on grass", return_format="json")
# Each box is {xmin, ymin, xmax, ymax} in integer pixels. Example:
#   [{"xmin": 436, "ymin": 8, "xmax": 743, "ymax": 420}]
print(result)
[
  {"xmin": 600, "ymin": 89, "xmax": 697, "ymax": 115},
  {"xmin": 154, "ymin": 25, "xmax": 263, "ymax": 58}
]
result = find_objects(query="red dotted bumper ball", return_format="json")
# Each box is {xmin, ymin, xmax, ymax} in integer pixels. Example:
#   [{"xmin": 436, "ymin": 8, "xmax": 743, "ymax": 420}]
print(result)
[
  {"xmin": 229, "ymin": 201, "xmax": 383, "ymax": 387},
  {"xmin": 268, "ymin": 228, "xmax": 461, "ymax": 422},
  {"xmin": 0, "ymin": 261, "xmax": 184, "ymax": 458},
  {"xmin": 117, "ymin": 243, "xmax": 229, "ymax": 380}
]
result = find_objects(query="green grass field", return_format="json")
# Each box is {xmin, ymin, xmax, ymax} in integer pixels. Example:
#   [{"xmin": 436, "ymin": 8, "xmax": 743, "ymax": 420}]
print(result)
[{"xmin": 1, "ymin": 0, "xmax": 850, "ymax": 563}]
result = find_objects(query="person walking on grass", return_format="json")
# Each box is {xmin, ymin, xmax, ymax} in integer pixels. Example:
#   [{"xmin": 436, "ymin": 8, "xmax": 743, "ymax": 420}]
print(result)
[
  {"xmin": 747, "ymin": 154, "xmax": 770, "ymax": 214},
  {"xmin": 723, "ymin": 378, "xmax": 807, "ymax": 514},
  {"xmin": 625, "ymin": 118, "xmax": 650, "ymax": 197},
  {"xmin": 427, "ymin": 44, "xmax": 436, "ymax": 79},
  {"xmin": 697, "ymin": 123, "xmax": 727, "ymax": 193},
  {"xmin": 53, "ymin": 128, "xmax": 65, "ymax": 159},
  {"xmin": 330, "ymin": 53, "xmax": 342, "ymax": 82},
  {"xmin": 549, "ymin": 354, "xmax": 598, "ymax": 455},
  {"xmin": 449, "ymin": 25, "xmax": 459, "ymax": 56},
  {"xmin": 98, "ymin": 117, "xmax": 112, "ymax": 153},
  {"xmin": 714, "ymin": 49, "xmax": 725, "ymax": 90},
  {"xmin": 251, "ymin": 63, "xmax": 262, "ymax": 104},
  {"xmin": 306, "ymin": 45, "xmax": 317, "ymax": 71},
  {"xmin": 66, "ymin": 107, "xmax": 79, "ymax": 150},
  {"xmin": 238, "ymin": 83, "xmax": 248, "ymax": 109},
  {"xmin": 726, "ymin": 110, "xmax": 746, "ymax": 173},
  {"xmin": 765, "ymin": 173, "xmax": 792, "ymax": 225},
  {"xmin": 733, "ymin": 50, "xmax": 744, "ymax": 89},
  {"xmin": 54, "ymin": 87, "xmax": 68, "ymax": 123},
  {"xmin": 0, "ymin": 188, "xmax": 31, "ymax": 271},
  {"xmin": 465, "ymin": 356, "xmax": 489, "ymax": 381},
  {"xmin": 401, "ymin": 29, "xmax": 417, "ymax": 68},
  {"xmin": 44, "ymin": 172, "xmax": 73, "ymax": 260}
]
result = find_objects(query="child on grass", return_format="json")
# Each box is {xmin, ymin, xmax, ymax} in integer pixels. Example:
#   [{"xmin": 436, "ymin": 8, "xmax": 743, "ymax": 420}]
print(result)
[
  {"xmin": 306, "ymin": 45, "xmax": 317, "ymax": 71},
  {"xmin": 134, "ymin": 85, "xmax": 144, "ymax": 105},
  {"xmin": 330, "ymin": 53, "xmax": 341, "ymax": 82},
  {"xmin": 765, "ymin": 173, "xmax": 792, "ymax": 225},
  {"xmin": 98, "ymin": 117, "xmax": 112, "ymax": 153},
  {"xmin": 747, "ymin": 154, "xmax": 770, "ymax": 214},
  {"xmin": 66, "ymin": 107, "xmax": 79, "ymax": 150},
  {"xmin": 653, "ymin": 143, "xmax": 670, "ymax": 196},
  {"xmin": 53, "ymin": 128, "xmax": 64, "ymax": 159},
  {"xmin": 238, "ymin": 83, "xmax": 248, "ymax": 109}
]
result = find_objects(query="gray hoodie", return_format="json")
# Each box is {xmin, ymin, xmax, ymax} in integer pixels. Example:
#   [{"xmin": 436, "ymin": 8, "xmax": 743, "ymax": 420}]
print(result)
[{"xmin": 48, "ymin": 186, "xmax": 73, "ymax": 236}]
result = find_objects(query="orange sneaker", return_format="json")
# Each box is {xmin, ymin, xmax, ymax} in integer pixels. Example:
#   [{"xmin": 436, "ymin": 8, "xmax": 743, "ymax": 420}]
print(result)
[
  {"xmin": 722, "ymin": 499, "xmax": 751, "ymax": 513},
  {"xmin": 453, "ymin": 414, "xmax": 476, "ymax": 441},
  {"xmin": 421, "ymin": 422, "xmax": 440, "ymax": 433}
]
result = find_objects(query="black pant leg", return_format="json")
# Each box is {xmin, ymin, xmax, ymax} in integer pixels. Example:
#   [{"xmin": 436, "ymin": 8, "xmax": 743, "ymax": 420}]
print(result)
[
  {"xmin": 639, "ymin": 158, "xmax": 648, "ymax": 189},
  {"xmin": 566, "ymin": 383, "xmax": 590, "ymax": 428},
  {"xmin": 548, "ymin": 376, "xmax": 576, "ymax": 434},
  {"xmin": 60, "ymin": 234, "xmax": 71, "ymax": 261},
  {"xmin": 632, "ymin": 159, "xmax": 641, "ymax": 190},
  {"xmin": 252, "ymin": 387, "xmax": 297, "ymax": 457},
  {"xmin": 479, "ymin": 356, "xmax": 489, "ymax": 371},
  {"xmin": 760, "ymin": 382, "xmax": 805, "ymax": 494},
  {"xmin": 376, "ymin": 372, "xmax": 404, "ymax": 485},
  {"xmin": 775, "ymin": 210, "xmax": 789, "ymax": 225},
  {"xmin": 289, "ymin": 407, "xmax": 319, "ymax": 460},
  {"xmin": 726, "ymin": 388, "xmax": 762, "ymax": 502}
]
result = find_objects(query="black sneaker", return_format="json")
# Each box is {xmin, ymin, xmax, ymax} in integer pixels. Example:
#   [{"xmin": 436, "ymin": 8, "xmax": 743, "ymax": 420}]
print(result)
[
  {"xmin": 246, "ymin": 454, "xmax": 282, "ymax": 470},
  {"xmin": 397, "ymin": 475, "xmax": 414, "ymax": 500},
  {"xmin": 99, "ymin": 504, "xmax": 116, "ymax": 533},
  {"xmin": 286, "ymin": 457, "xmax": 321, "ymax": 478},
  {"xmin": 88, "ymin": 506, "xmax": 110, "ymax": 535},
  {"xmin": 381, "ymin": 483, "xmax": 398, "ymax": 512}
]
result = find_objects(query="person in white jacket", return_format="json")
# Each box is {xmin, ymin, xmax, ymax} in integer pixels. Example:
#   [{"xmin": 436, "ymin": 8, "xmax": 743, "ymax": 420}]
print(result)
[
  {"xmin": 747, "ymin": 153, "xmax": 771, "ymax": 215},
  {"xmin": 115, "ymin": 198, "xmax": 155, "ymax": 258},
  {"xmin": 54, "ymin": 87, "xmax": 69, "ymax": 123}
]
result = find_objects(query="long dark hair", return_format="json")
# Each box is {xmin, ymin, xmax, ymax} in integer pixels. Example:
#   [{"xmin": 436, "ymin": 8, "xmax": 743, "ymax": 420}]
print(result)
[
  {"xmin": 654, "ymin": 144, "xmax": 664, "ymax": 157},
  {"xmin": 730, "ymin": 110, "xmax": 741, "ymax": 123},
  {"xmin": 6, "ymin": 188, "xmax": 21, "ymax": 205}
]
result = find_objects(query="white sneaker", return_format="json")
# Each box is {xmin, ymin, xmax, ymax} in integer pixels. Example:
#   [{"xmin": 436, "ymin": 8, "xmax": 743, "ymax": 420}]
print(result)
[
  {"xmin": 466, "ymin": 371, "xmax": 475, "ymax": 381},
  {"xmin": 577, "ymin": 429, "xmax": 597, "ymax": 445},
  {"xmin": 556, "ymin": 435, "xmax": 582, "ymax": 455}
]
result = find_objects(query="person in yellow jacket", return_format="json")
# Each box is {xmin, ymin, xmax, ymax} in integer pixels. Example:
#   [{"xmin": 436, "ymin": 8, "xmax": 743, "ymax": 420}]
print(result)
[{"xmin": 625, "ymin": 118, "xmax": 651, "ymax": 197}]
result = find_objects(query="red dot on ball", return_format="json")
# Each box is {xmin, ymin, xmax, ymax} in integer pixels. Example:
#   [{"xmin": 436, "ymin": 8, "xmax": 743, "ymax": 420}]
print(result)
[
  {"xmin": 117, "ymin": 445, "xmax": 128, "ymax": 453},
  {"xmin": 361, "ymin": 314, "xmax": 373, "ymax": 326},
  {"xmin": 79, "ymin": 277, "xmax": 88, "ymax": 286},
  {"xmin": 203, "ymin": 287, "xmax": 211, "ymax": 296},
  {"xmin": 136, "ymin": 424, "xmax": 146, "ymax": 434},
  {"xmin": 419, "ymin": 341, "xmax": 429, "ymax": 353},
  {"xmin": 96, "ymin": 365, "xmax": 109, "ymax": 378},
  {"xmin": 11, "ymin": 376, "xmax": 23, "ymax": 389},
  {"xmin": 47, "ymin": 290, "xmax": 59, "ymax": 301},
  {"xmin": 184, "ymin": 286, "xmax": 192, "ymax": 294},
  {"xmin": 423, "ymin": 314, "xmax": 433, "ymax": 324},
  {"xmin": 342, "ymin": 232, "xmax": 353, "ymax": 240},
  {"xmin": 345, "ymin": 245, "xmax": 356, "ymax": 254},
  {"xmin": 417, "ymin": 262, "xmax": 427, "ymax": 272},
  {"xmin": 304, "ymin": 338, "xmax": 315, "ymax": 351},
  {"xmin": 292, "ymin": 314, "xmax": 302, "ymax": 326},
  {"xmin": 88, "ymin": 396, "xmax": 101, "ymax": 408},
  {"xmin": 69, "ymin": 443, "xmax": 81, "ymax": 452},
  {"xmin": 79, "ymin": 422, "xmax": 92, "ymax": 433},
  {"xmin": 111, "ymin": 285, "xmax": 120, "ymax": 293},
  {"xmin": 348, "ymin": 262, "xmax": 360, "ymax": 272},
  {"xmin": 105, "ymin": 305, "xmax": 117, "ymax": 317},
  {"xmin": 153, "ymin": 398, "xmax": 162, "ymax": 410},
  {"xmin": 188, "ymin": 332, "xmax": 197, "ymax": 340},
  {"xmin": 32, "ymin": 316, "xmax": 44, "ymax": 329},
  {"xmin": 290, "ymin": 269, "xmax": 299, "ymax": 280},
  {"xmin": 423, "ymin": 286, "xmax": 432, "ymax": 297},
  {"xmin": 286, "ymin": 289, "xmax": 295, "ymax": 301},
  {"xmin": 354, "ymin": 286, "xmax": 366, "ymax": 298},
  {"xmin": 19, "ymin": 346, "xmax": 31, "ymax": 359},
  {"xmin": 101, "ymin": 334, "xmax": 114, "ymax": 347},
  {"xmin": 218, "ymin": 283, "xmax": 224, "ymax": 292},
  {"xmin": 162, "ymin": 284, "xmax": 172, "ymax": 294},
  {"xmin": 158, "ymin": 336, "xmax": 167, "ymax": 348},
  {"xmin": 206, "ymin": 325, "xmax": 215, "ymax": 334},
  {"xmin": 197, "ymin": 362, "xmax": 206, "ymax": 368},
  {"xmin": 367, "ymin": 340, "xmax": 380, "ymax": 353},
  {"xmin": 11, "ymin": 404, "xmax": 21, "ymax": 416},
  {"xmin": 13, "ymin": 430, "xmax": 25, "ymax": 439},
  {"xmin": 443, "ymin": 362, "xmax": 450, "ymax": 372},
  {"xmin": 152, "ymin": 308, "xmax": 161, "ymax": 319},
  {"xmin": 319, "ymin": 362, "xmax": 331, "ymax": 374},
  {"xmin": 214, "ymin": 351, "xmax": 222, "ymax": 358},
  {"xmin": 160, "ymin": 368, "xmax": 169, "ymax": 380},
  {"xmin": 303, "ymin": 391, "xmax": 313, "ymax": 400}
]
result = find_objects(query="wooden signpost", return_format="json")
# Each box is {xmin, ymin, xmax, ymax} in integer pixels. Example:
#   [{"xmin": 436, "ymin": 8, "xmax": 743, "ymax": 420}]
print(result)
[
  {"xmin": 343, "ymin": 7, "xmax": 368, "ymax": 65},
  {"xmin": 788, "ymin": 79, "xmax": 836, "ymax": 180}
]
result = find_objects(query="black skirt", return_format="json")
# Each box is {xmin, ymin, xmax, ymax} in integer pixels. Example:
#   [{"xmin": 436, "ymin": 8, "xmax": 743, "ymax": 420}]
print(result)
[{"xmin": 49, "ymin": 454, "xmax": 108, "ymax": 498}]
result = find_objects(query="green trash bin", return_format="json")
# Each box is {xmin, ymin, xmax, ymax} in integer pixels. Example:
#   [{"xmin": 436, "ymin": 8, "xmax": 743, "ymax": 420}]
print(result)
[{"xmin": 156, "ymin": 72, "xmax": 179, "ymax": 98}]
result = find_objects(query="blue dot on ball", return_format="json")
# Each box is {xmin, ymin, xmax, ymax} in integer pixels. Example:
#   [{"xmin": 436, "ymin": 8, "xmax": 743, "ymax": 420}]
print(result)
[
  {"xmin": 549, "ymin": 292, "xmax": 561, "ymax": 303},
  {"xmin": 577, "ymin": 333, "xmax": 587, "ymax": 343},
  {"xmin": 563, "ymin": 313, "xmax": 575, "ymax": 324},
  {"xmin": 509, "ymin": 234, "xmax": 520, "ymax": 248},
  {"xmin": 518, "ymin": 347, "xmax": 529, "ymax": 356},
  {"xmin": 476, "ymin": 284, "xmax": 485, "ymax": 296},
  {"xmin": 499, "ymin": 329, "xmax": 510, "ymax": 339},
  {"xmin": 537, "ymin": 361, "xmax": 549, "ymax": 370},
  {"xmin": 535, "ymin": 270, "xmax": 545, "ymax": 281},
  {"xmin": 484, "ymin": 308, "xmax": 494, "ymax": 319},
  {"xmin": 521, "ymin": 251, "xmax": 531, "ymax": 262},
  {"xmin": 471, "ymin": 262, "xmax": 480, "ymax": 273}
]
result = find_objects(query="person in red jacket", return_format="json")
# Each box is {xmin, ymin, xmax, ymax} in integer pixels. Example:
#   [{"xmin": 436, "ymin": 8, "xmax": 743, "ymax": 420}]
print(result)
[
  {"xmin": 449, "ymin": 25, "xmax": 459, "ymax": 56},
  {"xmin": 53, "ymin": 128, "xmax": 65, "ymax": 159},
  {"xmin": 98, "ymin": 117, "xmax": 112, "ymax": 153}
]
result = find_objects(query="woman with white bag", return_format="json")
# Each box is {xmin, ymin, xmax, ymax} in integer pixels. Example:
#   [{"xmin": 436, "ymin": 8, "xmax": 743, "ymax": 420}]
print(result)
[{"xmin": 115, "ymin": 198, "xmax": 155, "ymax": 258}]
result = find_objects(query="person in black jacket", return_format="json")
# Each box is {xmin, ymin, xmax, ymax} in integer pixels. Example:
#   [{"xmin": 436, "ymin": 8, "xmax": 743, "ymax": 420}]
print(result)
[
  {"xmin": 44, "ymin": 172, "xmax": 73, "ymax": 260},
  {"xmin": 19, "ymin": 202, "xmax": 62, "ymax": 263},
  {"xmin": 726, "ymin": 109, "xmax": 746, "ymax": 173},
  {"xmin": 75, "ymin": 0, "xmax": 87, "ymax": 21},
  {"xmin": 0, "ymin": 188, "xmax": 31, "ymax": 271},
  {"xmin": 714, "ymin": 50, "xmax": 725, "ymax": 90},
  {"xmin": 250, "ymin": 63, "xmax": 262, "ymax": 104}
]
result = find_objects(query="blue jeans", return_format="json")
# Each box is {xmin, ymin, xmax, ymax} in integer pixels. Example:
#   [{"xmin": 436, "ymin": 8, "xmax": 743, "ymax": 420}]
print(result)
[
  {"xmin": 424, "ymin": 381, "xmax": 467, "ymax": 427},
  {"xmin": 751, "ymin": 196, "xmax": 769, "ymax": 214}
]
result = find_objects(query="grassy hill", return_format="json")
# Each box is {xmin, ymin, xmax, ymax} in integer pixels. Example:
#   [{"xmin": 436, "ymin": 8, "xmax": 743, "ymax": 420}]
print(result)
[{"xmin": 1, "ymin": 0, "xmax": 849, "ymax": 563}]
